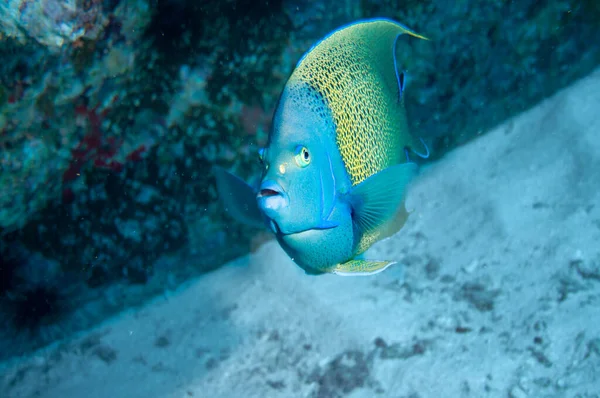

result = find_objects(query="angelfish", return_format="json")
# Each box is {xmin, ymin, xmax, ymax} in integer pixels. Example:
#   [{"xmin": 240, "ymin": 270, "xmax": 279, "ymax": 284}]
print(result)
[{"xmin": 213, "ymin": 18, "xmax": 430, "ymax": 276}]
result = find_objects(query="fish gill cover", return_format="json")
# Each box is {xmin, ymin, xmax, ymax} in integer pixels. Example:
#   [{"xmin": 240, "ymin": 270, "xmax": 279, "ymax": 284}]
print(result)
[{"xmin": 0, "ymin": 0, "xmax": 599, "ymax": 359}]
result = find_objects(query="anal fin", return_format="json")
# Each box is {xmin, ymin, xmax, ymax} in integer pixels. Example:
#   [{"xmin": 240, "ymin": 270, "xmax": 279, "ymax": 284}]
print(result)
[{"xmin": 332, "ymin": 259, "xmax": 396, "ymax": 276}]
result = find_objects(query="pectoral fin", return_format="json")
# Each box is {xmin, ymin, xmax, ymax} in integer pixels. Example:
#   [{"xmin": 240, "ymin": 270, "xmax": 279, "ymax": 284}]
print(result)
[
  {"xmin": 348, "ymin": 162, "xmax": 417, "ymax": 236},
  {"xmin": 212, "ymin": 166, "xmax": 265, "ymax": 229},
  {"xmin": 376, "ymin": 199, "xmax": 411, "ymax": 242},
  {"xmin": 332, "ymin": 259, "xmax": 396, "ymax": 276}
]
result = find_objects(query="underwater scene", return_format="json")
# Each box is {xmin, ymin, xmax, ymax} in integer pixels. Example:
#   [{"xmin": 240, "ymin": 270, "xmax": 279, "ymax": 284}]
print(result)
[{"xmin": 1, "ymin": 0, "xmax": 600, "ymax": 397}]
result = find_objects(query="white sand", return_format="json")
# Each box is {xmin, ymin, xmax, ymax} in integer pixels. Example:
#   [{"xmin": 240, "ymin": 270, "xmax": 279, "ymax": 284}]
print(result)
[{"xmin": 2, "ymin": 69, "xmax": 600, "ymax": 398}]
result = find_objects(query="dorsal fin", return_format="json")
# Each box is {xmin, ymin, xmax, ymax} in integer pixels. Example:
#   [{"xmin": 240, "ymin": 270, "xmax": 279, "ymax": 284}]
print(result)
[
  {"xmin": 290, "ymin": 19, "xmax": 431, "ymax": 182},
  {"xmin": 295, "ymin": 18, "xmax": 429, "ymax": 99}
]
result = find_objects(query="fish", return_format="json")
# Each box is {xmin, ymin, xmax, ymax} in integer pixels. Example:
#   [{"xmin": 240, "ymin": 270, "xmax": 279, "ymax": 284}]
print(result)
[{"xmin": 213, "ymin": 18, "xmax": 430, "ymax": 276}]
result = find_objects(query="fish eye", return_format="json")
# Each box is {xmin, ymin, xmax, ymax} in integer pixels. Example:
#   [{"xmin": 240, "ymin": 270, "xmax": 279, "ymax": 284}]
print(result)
[{"xmin": 294, "ymin": 146, "xmax": 310, "ymax": 168}]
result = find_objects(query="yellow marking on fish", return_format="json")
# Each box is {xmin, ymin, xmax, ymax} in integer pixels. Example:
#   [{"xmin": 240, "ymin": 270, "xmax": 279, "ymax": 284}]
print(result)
[
  {"xmin": 289, "ymin": 20, "xmax": 427, "ymax": 186},
  {"xmin": 332, "ymin": 259, "xmax": 395, "ymax": 276}
]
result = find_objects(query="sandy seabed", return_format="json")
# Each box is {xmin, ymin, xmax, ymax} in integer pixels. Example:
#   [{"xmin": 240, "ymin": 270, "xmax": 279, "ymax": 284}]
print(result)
[{"xmin": 1, "ymin": 69, "xmax": 600, "ymax": 398}]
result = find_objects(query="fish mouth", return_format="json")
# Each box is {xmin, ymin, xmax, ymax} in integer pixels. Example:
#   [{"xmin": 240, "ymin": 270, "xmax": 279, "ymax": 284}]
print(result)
[
  {"xmin": 256, "ymin": 180, "xmax": 289, "ymax": 217},
  {"xmin": 257, "ymin": 188, "xmax": 280, "ymax": 198},
  {"xmin": 256, "ymin": 180, "xmax": 285, "ymax": 198}
]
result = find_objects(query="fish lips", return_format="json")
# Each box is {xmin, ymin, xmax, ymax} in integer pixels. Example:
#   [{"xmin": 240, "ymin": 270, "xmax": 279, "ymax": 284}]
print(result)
[
  {"xmin": 256, "ymin": 180, "xmax": 289, "ymax": 222},
  {"xmin": 257, "ymin": 180, "xmax": 338, "ymax": 235}
]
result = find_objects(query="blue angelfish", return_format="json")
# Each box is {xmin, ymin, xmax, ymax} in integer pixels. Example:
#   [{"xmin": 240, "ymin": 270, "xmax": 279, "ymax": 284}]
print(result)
[{"xmin": 213, "ymin": 18, "xmax": 429, "ymax": 276}]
